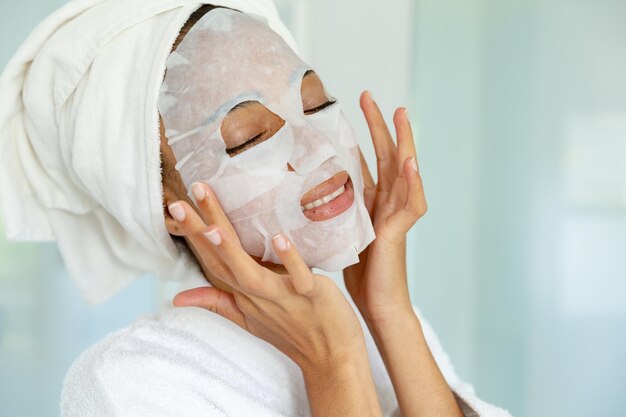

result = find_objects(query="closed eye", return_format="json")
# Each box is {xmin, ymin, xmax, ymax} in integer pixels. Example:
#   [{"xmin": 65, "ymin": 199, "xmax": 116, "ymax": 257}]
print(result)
[
  {"xmin": 304, "ymin": 99, "xmax": 337, "ymax": 115},
  {"xmin": 225, "ymin": 131, "xmax": 267, "ymax": 157}
]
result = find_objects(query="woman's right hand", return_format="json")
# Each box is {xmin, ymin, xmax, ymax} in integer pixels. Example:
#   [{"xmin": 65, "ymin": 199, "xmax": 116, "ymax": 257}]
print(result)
[{"xmin": 167, "ymin": 182, "xmax": 366, "ymax": 372}]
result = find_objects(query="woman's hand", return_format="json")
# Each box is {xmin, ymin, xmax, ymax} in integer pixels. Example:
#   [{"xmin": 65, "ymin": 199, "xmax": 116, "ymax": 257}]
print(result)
[
  {"xmin": 167, "ymin": 183, "xmax": 366, "ymax": 371},
  {"xmin": 344, "ymin": 96, "xmax": 464, "ymax": 417},
  {"xmin": 343, "ymin": 91, "xmax": 428, "ymax": 325},
  {"xmin": 168, "ymin": 185, "xmax": 385, "ymax": 417}
]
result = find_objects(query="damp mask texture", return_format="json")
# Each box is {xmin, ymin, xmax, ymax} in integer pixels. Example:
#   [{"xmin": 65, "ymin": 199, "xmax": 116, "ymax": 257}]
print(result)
[{"xmin": 158, "ymin": 8, "xmax": 375, "ymax": 270}]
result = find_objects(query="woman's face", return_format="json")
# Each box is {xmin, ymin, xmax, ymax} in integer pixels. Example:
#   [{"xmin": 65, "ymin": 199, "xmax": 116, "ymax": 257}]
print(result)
[
  {"xmin": 160, "ymin": 70, "xmax": 353, "ymax": 284},
  {"xmin": 159, "ymin": 8, "xmax": 375, "ymax": 271},
  {"xmin": 219, "ymin": 70, "xmax": 354, "ymax": 222}
]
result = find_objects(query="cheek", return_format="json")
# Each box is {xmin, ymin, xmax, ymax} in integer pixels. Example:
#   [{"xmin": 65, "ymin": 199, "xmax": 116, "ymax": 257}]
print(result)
[
  {"xmin": 172, "ymin": 170, "xmax": 190, "ymax": 200},
  {"xmin": 228, "ymin": 186, "xmax": 281, "ymax": 222},
  {"xmin": 210, "ymin": 128, "xmax": 294, "ymax": 207},
  {"xmin": 209, "ymin": 164, "xmax": 289, "ymax": 214}
]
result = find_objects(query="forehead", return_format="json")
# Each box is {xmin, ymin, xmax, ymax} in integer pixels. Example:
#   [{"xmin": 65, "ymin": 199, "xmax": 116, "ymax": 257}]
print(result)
[{"xmin": 160, "ymin": 8, "xmax": 310, "ymax": 132}]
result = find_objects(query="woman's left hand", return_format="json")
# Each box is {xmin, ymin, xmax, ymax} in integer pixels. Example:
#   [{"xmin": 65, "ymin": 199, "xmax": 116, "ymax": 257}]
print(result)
[{"xmin": 343, "ymin": 91, "xmax": 428, "ymax": 325}]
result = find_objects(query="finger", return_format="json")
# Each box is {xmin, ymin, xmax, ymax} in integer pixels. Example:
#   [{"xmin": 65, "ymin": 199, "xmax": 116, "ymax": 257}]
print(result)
[
  {"xmin": 190, "ymin": 182, "xmax": 237, "ymax": 237},
  {"xmin": 403, "ymin": 156, "xmax": 427, "ymax": 217},
  {"xmin": 271, "ymin": 233, "xmax": 317, "ymax": 296},
  {"xmin": 359, "ymin": 90, "xmax": 397, "ymax": 191},
  {"xmin": 387, "ymin": 157, "xmax": 427, "ymax": 232},
  {"xmin": 167, "ymin": 200, "xmax": 231, "ymax": 281},
  {"xmin": 173, "ymin": 286, "xmax": 247, "ymax": 330},
  {"xmin": 393, "ymin": 107, "xmax": 417, "ymax": 177},
  {"xmin": 205, "ymin": 225, "xmax": 285, "ymax": 299},
  {"xmin": 196, "ymin": 185, "xmax": 279, "ymax": 296}
]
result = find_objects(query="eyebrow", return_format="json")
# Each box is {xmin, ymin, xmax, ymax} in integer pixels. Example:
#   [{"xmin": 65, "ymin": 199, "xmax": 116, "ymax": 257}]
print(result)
[
  {"xmin": 230, "ymin": 71, "xmax": 315, "ymax": 114},
  {"xmin": 229, "ymin": 100, "xmax": 257, "ymax": 113}
]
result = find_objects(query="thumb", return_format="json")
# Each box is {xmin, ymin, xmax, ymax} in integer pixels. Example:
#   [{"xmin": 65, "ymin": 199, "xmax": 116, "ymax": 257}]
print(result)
[{"xmin": 173, "ymin": 286, "xmax": 247, "ymax": 330}]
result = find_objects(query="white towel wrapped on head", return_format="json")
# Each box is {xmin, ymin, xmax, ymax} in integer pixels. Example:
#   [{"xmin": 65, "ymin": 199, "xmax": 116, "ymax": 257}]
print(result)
[{"xmin": 0, "ymin": 0, "xmax": 298, "ymax": 305}]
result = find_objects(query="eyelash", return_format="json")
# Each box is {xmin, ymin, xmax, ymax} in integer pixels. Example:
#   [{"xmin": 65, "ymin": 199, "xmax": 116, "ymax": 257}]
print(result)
[
  {"xmin": 304, "ymin": 99, "xmax": 337, "ymax": 115},
  {"xmin": 225, "ymin": 131, "xmax": 265, "ymax": 156},
  {"xmin": 225, "ymin": 99, "xmax": 338, "ymax": 157}
]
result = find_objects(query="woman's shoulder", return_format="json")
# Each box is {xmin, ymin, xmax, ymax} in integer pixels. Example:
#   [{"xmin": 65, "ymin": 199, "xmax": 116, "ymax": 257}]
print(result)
[
  {"xmin": 59, "ymin": 307, "xmax": 212, "ymax": 414},
  {"xmin": 60, "ymin": 306, "xmax": 307, "ymax": 417},
  {"xmin": 61, "ymin": 305, "xmax": 263, "ymax": 386},
  {"xmin": 63, "ymin": 307, "xmax": 224, "ymax": 373}
]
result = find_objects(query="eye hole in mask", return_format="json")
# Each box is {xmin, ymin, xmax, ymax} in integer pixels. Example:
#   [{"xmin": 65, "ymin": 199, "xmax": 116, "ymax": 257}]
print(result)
[
  {"xmin": 221, "ymin": 70, "xmax": 337, "ymax": 157},
  {"xmin": 221, "ymin": 100, "xmax": 285, "ymax": 157},
  {"xmin": 300, "ymin": 70, "xmax": 337, "ymax": 116}
]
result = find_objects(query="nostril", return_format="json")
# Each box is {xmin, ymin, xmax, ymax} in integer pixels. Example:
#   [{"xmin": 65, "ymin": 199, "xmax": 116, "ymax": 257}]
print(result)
[{"xmin": 287, "ymin": 163, "xmax": 295, "ymax": 172}]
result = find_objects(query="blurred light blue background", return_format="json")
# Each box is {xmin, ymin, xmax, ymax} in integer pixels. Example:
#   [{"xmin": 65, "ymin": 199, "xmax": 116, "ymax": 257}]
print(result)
[{"xmin": 1, "ymin": 0, "xmax": 625, "ymax": 416}]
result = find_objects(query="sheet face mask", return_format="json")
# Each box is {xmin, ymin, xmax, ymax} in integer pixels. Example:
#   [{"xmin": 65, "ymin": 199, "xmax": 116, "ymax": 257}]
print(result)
[{"xmin": 158, "ymin": 8, "xmax": 375, "ymax": 271}]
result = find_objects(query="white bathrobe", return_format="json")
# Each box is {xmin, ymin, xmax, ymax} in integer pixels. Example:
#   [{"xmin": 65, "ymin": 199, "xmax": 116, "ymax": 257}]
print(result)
[{"xmin": 60, "ymin": 282, "xmax": 513, "ymax": 417}]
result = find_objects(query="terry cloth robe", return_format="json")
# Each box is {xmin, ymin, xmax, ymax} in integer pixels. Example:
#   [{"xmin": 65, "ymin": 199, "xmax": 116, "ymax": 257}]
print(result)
[{"xmin": 60, "ymin": 283, "xmax": 513, "ymax": 417}]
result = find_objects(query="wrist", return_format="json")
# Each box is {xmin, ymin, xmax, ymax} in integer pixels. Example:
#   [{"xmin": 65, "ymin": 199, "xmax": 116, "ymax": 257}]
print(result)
[
  {"xmin": 298, "ymin": 339, "xmax": 369, "ymax": 378},
  {"xmin": 360, "ymin": 298, "xmax": 414, "ymax": 326},
  {"xmin": 300, "ymin": 347, "xmax": 383, "ymax": 417},
  {"xmin": 363, "ymin": 304, "xmax": 419, "ymax": 337}
]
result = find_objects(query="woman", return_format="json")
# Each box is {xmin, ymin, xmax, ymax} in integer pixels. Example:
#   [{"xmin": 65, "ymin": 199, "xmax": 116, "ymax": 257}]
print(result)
[{"xmin": 0, "ymin": 0, "xmax": 511, "ymax": 416}]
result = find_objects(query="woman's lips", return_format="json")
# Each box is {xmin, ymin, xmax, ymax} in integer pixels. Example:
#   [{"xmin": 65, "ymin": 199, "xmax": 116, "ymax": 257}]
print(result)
[{"xmin": 300, "ymin": 171, "xmax": 354, "ymax": 222}]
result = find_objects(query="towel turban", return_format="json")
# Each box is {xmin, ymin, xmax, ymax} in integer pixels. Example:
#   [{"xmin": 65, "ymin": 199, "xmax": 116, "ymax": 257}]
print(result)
[{"xmin": 0, "ymin": 0, "xmax": 299, "ymax": 305}]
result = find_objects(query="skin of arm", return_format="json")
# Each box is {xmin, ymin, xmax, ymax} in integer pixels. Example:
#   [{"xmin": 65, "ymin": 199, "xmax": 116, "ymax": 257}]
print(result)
[
  {"xmin": 299, "ymin": 341, "xmax": 384, "ymax": 417},
  {"xmin": 343, "ymin": 92, "xmax": 465, "ymax": 417},
  {"xmin": 365, "ymin": 297, "xmax": 465, "ymax": 417}
]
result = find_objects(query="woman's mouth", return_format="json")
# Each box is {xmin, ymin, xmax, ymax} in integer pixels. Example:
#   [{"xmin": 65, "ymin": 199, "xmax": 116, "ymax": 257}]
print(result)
[{"xmin": 300, "ymin": 170, "xmax": 354, "ymax": 221}]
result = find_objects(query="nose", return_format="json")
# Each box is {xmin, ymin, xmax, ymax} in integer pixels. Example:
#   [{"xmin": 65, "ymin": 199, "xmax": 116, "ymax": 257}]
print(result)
[
  {"xmin": 288, "ymin": 122, "xmax": 337, "ymax": 175},
  {"xmin": 287, "ymin": 163, "xmax": 295, "ymax": 172}
]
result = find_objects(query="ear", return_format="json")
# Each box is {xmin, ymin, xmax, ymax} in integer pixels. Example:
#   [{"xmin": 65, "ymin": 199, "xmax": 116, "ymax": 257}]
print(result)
[{"xmin": 163, "ymin": 184, "xmax": 186, "ymax": 237}]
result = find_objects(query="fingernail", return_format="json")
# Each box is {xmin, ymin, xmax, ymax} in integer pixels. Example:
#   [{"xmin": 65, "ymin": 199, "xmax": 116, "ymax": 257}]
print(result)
[
  {"xmin": 204, "ymin": 229, "xmax": 222, "ymax": 246},
  {"xmin": 404, "ymin": 107, "xmax": 409, "ymax": 118},
  {"xmin": 367, "ymin": 90, "xmax": 375, "ymax": 102},
  {"xmin": 168, "ymin": 202, "xmax": 186, "ymax": 222},
  {"xmin": 192, "ymin": 182, "xmax": 206, "ymax": 202},
  {"xmin": 272, "ymin": 234, "xmax": 290, "ymax": 251},
  {"xmin": 410, "ymin": 157, "xmax": 418, "ymax": 172}
]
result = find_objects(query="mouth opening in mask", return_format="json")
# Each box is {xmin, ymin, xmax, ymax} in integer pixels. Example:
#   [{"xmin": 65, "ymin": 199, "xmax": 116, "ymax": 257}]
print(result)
[{"xmin": 300, "ymin": 170, "xmax": 354, "ymax": 222}]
